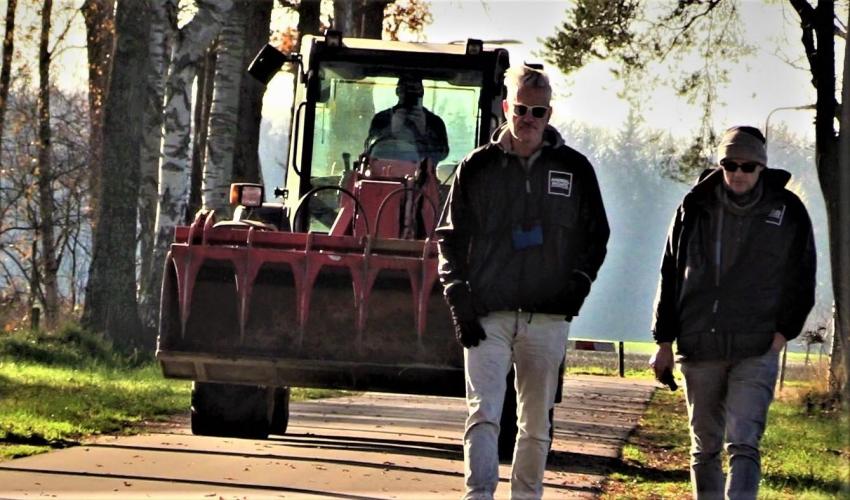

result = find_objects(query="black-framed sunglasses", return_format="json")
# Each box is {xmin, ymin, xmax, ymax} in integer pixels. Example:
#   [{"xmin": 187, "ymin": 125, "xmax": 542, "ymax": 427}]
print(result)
[
  {"xmin": 720, "ymin": 159, "xmax": 761, "ymax": 173},
  {"xmin": 512, "ymin": 103, "xmax": 549, "ymax": 118}
]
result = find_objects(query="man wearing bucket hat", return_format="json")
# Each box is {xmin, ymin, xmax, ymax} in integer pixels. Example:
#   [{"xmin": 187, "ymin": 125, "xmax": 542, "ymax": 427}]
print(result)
[{"xmin": 649, "ymin": 125, "xmax": 816, "ymax": 499}]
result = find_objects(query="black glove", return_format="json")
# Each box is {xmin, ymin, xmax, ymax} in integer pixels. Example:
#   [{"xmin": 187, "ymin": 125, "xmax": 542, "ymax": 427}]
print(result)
[
  {"xmin": 659, "ymin": 368, "xmax": 678, "ymax": 391},
  {"xmin": 563, "ymin": 271, "xmax": 592, "ymax": 320},
  {"xmin": 444, "ymin": 283, "xmax": 486, "ymax": 348}
]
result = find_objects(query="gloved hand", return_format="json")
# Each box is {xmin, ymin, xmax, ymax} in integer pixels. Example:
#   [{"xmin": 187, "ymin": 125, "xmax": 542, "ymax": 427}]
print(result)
[
  {"xmin": 444, "ymin": 282, "xmax": 486, "ymax": 348},
  {"xmin": 563, "ymin": 271, "xmax": 592, "ymax": 320}
]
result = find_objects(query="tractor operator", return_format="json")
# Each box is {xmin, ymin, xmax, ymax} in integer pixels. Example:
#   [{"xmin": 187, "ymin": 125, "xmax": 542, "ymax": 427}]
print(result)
[
  {"xmin": 436, "ymin": 64, "xmax": 610, "ymax": 500},
  {"xmin": 365, "ymin": 74, "xmax": 449, "ymax": 166}
]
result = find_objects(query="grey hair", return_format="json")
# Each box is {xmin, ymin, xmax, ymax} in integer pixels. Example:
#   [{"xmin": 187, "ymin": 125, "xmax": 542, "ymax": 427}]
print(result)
[{"xmin": 505, "ymin": 65, "xmax": 552, "ymax": 101}]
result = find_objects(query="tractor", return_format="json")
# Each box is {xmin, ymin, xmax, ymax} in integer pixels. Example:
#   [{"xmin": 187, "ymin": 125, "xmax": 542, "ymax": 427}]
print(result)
[{"xmin": 156, "ymin": 31, "xmax": 537, "ymax": 456}]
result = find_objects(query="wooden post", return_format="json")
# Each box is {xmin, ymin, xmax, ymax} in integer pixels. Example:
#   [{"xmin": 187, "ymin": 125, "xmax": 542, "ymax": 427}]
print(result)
[
  {"xmin": 779, "ymin": 342, "xmax": 789, "ymax": 390},
  {"xmin": 30, "ymin": 307, "xmax": 40, "ymax": 331},
  {"xmin": 618, "ymin": 341, "xmax": 625, "ymax": 378}
]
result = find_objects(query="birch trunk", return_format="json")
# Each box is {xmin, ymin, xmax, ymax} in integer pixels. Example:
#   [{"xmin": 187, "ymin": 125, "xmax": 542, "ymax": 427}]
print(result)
[
  {"xmin": 201, "ymin": 6, "xmax": 246, "ymax": 214},
  {"xmin": 138, "ymin": 0, "xmax": 176, "ymax": 305},
  {"xmin": 36, "ymin": 0, "xmax": 60, "ymax": 328},
  {"xmin": 139, "ymin": 0, "xmax": 232, "ymax": 327}
]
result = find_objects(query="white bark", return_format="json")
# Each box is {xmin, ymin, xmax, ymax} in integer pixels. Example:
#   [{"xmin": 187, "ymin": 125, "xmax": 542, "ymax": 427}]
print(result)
[
  {"xmin": 138, "ymin": 0, "xmax": 176, "ymax": 302},
  {"xmin": 201, "ymin": 6, "xmax": 246, "ymax": 214},
  {"xmin": 141, "ymin": 0, "xmax": 232, "ymax": 327}
]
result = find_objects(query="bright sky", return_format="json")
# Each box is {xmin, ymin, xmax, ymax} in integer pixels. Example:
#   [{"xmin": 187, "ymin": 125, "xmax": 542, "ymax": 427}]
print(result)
[{"xmin": 423, "ymin": 0, "xmax": 823, "ymax": 141}]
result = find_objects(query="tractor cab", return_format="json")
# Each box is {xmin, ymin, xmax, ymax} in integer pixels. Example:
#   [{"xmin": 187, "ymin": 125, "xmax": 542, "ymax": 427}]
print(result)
[{"xmin": 261, "ymin": 33, "xmax": 510, "ymax": 236}]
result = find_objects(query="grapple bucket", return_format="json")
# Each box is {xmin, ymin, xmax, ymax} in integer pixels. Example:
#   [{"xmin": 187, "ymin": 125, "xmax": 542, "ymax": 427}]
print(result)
[{"xmin": 157, "ymin": 203, "xmax": 463, "ymax": 397}]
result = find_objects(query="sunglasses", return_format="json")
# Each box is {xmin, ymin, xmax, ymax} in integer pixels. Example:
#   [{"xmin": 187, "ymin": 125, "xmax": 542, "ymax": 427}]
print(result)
[
  {"xmin": 720, "ymin": 159, "xmax": 761, "ymax": 173},
  {"xmin": 512, "ymin": 103, "xmax": 550, "ymax": 118}
]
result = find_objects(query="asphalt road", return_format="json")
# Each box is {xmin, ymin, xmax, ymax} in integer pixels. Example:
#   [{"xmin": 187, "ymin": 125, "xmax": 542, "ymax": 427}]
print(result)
[{"xmin": 0, "ymin": 375, "xmax": 656, "ymax": 499}]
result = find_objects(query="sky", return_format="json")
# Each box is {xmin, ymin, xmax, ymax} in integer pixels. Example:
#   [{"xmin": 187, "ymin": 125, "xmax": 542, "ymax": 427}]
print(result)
[
  {"xmin": 422, "ymin": 0, "xmax": 823, "ymax": 141},
  {"xmin": 27, "ymin": 0, "xmax": 835, "ymax": 142}
]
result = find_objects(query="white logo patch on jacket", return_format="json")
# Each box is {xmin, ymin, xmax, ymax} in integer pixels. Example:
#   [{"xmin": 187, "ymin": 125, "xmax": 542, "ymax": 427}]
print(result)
[
  {"xmin": 548, "ymin": 171, "xmax": 573, "ymax": 197},
  {"xmin": 766, "ymin": 204, "xmax": 786, "ymax": 226}
]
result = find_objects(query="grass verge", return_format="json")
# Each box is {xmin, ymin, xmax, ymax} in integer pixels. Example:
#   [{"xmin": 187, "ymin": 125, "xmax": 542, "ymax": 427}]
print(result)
[
  {"xmin": 0, "ymin": 325, "xmax": 342, "ymax": 461},
  {"xmin": 601, "ymin": 382, "xmax": 850, "ymax": 499}
]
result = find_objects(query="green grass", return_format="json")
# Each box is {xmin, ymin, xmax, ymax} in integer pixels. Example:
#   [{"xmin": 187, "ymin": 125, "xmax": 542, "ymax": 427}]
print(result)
[
  {"xmin": 0, "ymin": 325, "xmax": 342, "ymax": 461},
  {"xmin": 601, "ymin": 382, "xmax": 850, "ymax": 499}
]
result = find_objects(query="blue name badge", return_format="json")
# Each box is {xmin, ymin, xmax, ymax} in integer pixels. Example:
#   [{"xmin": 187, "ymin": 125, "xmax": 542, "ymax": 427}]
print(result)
[{"xmin": 512, "ymin": 222, "xmax": 543, "ymax": 250}]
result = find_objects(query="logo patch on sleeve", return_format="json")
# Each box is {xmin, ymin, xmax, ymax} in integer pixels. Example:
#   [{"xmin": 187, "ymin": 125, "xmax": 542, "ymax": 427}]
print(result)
[
  {"xmin": 765, "ymin": 204, "xmax": 786, "ymax": 226},
  {"xmin": 548, "ymin": 171, "xmax": 573, "ymax": 197}
]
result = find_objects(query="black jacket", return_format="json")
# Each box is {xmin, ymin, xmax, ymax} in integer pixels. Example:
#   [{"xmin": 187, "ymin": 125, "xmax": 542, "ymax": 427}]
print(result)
[
  {"xmin": 651, "ymin": 167, "xmax": 816, "ymax": 361},
  {"xmin": 436, "ymin": 124, "xmax": 609, "ymax": 319}
]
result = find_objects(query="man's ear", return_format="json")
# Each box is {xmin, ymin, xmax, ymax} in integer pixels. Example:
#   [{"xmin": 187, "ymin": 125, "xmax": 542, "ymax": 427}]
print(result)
[{"xmin": 502, "ymin": 99, "xmax": 509, "ymax": 115}]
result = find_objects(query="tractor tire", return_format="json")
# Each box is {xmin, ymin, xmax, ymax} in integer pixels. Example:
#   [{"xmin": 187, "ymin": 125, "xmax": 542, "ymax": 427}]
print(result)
[
  {"xmin": 269, "ymin": 387, "xmax": 291, "ymax": 435},
  {"xmin": 190, "ymin": 381, "xmax": 271, "ymax": 439}
]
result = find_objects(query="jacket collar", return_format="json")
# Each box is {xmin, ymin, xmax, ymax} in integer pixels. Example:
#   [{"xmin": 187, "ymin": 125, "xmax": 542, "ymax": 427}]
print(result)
[
  {"xmin": 489, "ymin": 122, "xmax": 565, "ymax": 155},
  {"xmin": 687, "ymin": 167, "xmax": 791, "ymax": 202}
]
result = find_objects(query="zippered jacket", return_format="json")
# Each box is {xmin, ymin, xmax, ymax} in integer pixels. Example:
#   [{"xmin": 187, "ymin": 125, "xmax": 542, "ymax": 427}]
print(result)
[
  {"xmin": 436, "ymin": 123, "xmax": 609, "ymax": 319},
  {"xmin": 651, "ymin": 167, "xmax": 816, "ymax": 361}
]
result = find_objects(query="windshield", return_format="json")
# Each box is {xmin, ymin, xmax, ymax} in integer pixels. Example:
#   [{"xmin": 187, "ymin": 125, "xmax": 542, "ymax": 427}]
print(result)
[{"xmin": 305, "ymin": 62, "xmax": 484, "ymax": 231}]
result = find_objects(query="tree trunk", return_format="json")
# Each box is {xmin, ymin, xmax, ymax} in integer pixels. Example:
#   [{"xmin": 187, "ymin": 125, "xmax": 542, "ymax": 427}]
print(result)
[
  {"xmin": 139, "ymin": 0, "xmax": 232, "ymax": 327},
  {"xmin": 138, "ymin": 0, "xmax": 176, "ymax": 308},
  {"xmin": 188, "ymin": 46, "xmax": 216, "ymax": 222},
  {"xmin": 333, "ymin": 0, "xmax": 392, "ymax": 38},
  {"xmin": 81, "ymin": 0, "xmax": 115, "ymax": 229},
  {"xmin": 202, "ymin": 6, "xmax": 247, "ymax": 214},
  {"xmin": 0, "ymin": 0, "xmax": 18, "ymax": 170},
  {"xmin": 296, "ymin": 0, "xmax": 320, "ymax": 50},
  {"xmin": 833, "ymin": 4, "xmax": 850, "ymax": 405},
  {"xmin": 82, "ymin": 0, "xmax": 149, "ymax": 349},
  {"xmin": 232, "ymin": 0, "xmax": 272, "ymax": 185},
  {"xmin": 36, "ymin": 0, "xmax": 60, "ymax": 328}
]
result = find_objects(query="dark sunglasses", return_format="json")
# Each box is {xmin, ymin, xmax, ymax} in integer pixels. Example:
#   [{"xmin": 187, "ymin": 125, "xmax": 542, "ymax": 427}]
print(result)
[
  {"xmin": 512, "ymin": 103, "xmax": 549, "ymax": 118},
  {"xmin": 720, "ymin": 159, "xmax": 761, "ymax": 173}
]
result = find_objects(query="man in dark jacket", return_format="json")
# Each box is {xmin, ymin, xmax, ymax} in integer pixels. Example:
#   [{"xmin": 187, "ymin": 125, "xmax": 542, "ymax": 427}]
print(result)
[
  {"xmin": 436, "ymin": 65, "xmax": 609, "ymax": 500},
  {"xmin": 650, "ymin": 125, "xmax": 816, "ymax": 500}
]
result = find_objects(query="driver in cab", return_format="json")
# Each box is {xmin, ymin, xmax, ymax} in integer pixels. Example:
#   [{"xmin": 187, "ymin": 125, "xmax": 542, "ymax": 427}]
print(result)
[{"xmin": 365, "ymin": 74, "xmax": 449, "ymax": 166}]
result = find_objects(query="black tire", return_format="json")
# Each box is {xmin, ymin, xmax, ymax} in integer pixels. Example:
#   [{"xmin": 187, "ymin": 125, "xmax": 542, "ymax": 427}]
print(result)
[
  {"xmin": 269, "ymin": 387, "xmax": 291, "ymax": 435},
  {"xmin": 191, "ymin": 381, "xmax": 271, "ymax": 439},
  {"xmin": 498, "ymin": 371, "xmax": 518, "ymax": 462}
]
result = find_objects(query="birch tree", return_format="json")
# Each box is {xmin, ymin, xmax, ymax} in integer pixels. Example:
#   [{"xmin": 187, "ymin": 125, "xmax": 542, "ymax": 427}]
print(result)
[
  {"xmin": 201, "ymin": 6, "xmax": 246, "ymax": 214},
  {"xmin": 138, "ymin": 0, "xmax": 177, "ymax": 305},
  {"xmin": 139, "ymin": 0, "xmax": 232, "ymax": 327}
]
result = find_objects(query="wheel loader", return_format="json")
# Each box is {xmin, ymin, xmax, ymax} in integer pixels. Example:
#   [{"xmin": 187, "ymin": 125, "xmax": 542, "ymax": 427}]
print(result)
[{"xmin": 156, "ymin": 31, "xmax": 552, "ymax": 455}]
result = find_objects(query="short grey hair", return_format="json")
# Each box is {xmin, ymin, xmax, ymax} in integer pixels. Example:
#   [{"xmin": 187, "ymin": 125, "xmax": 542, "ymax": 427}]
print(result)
[{"xmin": 505, "ymin": 65, "xmax": 552, "ymax": 101}]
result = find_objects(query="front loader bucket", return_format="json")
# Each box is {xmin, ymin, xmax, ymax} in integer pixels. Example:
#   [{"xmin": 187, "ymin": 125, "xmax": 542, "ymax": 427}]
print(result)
[{"xmin": 157, "ymin": 216, "xmax": 463, "ymax": 396}]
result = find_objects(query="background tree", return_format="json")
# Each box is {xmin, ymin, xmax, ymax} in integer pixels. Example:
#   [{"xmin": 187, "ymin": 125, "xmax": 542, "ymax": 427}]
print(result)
[
  {"xmin": 81, "ymin": 0, "xmax": 115, "ymax": 226},
  {"xmin": 0, "ymin": 0, "xmax": 17, "ymax": 161},
  {"xmin": 544, "ymin": 0, "xmax": 850, "ymax": 401},
  {"xmin": 83, "ymin": 0, "xmax": 151, "ymax": 348},
  {"xmin": 36, "ymin": 0, "xmax": 59, "ymax": 328}
]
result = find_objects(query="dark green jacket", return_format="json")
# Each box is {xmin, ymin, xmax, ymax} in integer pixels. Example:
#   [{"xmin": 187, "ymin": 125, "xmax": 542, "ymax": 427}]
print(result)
[{"xmin": 652, "ymin": 168, "xmax": 816, "ymax": 361}]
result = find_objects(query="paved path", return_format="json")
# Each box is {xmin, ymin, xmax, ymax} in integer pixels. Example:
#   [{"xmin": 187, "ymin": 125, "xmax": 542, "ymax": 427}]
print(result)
[{"xmin": 0, "ymin": 375, "xmax": 656, "ymax": 499}]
